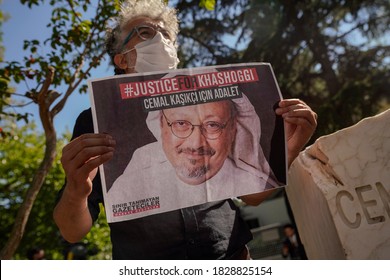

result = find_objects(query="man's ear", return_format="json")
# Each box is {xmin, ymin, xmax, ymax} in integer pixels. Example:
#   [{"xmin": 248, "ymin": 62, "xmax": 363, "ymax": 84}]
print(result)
[{"xmin": 114, "ymin": 53, "xmax": 128, "ymax": 70}]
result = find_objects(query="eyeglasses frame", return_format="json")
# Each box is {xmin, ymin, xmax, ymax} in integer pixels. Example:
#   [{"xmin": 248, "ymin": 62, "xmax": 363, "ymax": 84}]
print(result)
[
  {"xmin": 121, "ymin": 25, "xmax": 173, "ymax": 48},
  {"xmin": 161, "ymin": 110, "xmax": 231, "ymax": 140}
]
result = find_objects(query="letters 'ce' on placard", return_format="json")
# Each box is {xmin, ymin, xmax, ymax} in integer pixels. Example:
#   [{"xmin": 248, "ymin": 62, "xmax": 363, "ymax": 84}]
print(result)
[{"xmin": 287, "ymin": 109, "xmax": 390, "ymax": 259}]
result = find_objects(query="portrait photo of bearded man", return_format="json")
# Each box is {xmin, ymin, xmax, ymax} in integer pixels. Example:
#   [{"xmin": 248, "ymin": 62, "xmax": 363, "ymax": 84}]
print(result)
[{"xmin": 105, "ymin": 71, "xmax": 283, "ymax": 222}]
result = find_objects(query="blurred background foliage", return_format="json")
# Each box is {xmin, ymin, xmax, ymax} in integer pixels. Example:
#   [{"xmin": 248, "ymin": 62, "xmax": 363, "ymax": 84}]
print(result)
[{"xmin": 175, "ymin": 0, "xmax": 389, "ymax": 138}]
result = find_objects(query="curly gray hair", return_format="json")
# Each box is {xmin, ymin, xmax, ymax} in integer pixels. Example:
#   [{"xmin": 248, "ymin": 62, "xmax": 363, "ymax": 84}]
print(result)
[{"xmin": 105, "ymin": 0, "xmax": 179, "ymax": 75}]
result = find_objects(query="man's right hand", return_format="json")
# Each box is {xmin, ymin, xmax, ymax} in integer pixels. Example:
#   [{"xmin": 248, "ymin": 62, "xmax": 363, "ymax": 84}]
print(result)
[
  {"xmin": 61, "ymin": 133, "xmax": 116, "ymax": 199},
  {"xmin": 54, "ymin": 133, "xmax": 115, "ymax": 243}
]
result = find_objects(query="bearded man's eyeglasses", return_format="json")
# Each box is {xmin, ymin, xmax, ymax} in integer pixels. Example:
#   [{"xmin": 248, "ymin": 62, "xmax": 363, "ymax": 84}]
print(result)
[{"xmin": 162, "ymin": 111, "xmax": 231, "ymax": 140}]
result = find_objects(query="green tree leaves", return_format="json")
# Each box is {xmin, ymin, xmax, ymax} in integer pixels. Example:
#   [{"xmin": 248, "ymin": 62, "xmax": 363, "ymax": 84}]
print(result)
[
  {"xmin": 0, "ymin": 0, "xmax": 120, "ymax": 259},
  {"xmin": 0, "ymin": 120, "xmax": 112, "ymax": 259},
  {"xmin": 199, "ymin": 0, "xmax": 215, "ymax": 10},
  {"xmin": 0, "ymin": 120, "xmax": 65, "ymax": 259},
  {"xmin": 176, "ymin": 0, "xmax": 390, "ymax": 138}
]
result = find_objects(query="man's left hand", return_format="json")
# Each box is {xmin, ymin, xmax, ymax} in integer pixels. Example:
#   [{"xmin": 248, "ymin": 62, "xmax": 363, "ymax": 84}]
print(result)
[{"xmin": 275, "ymin": 98, "xmax": 317, "ymax": 167}]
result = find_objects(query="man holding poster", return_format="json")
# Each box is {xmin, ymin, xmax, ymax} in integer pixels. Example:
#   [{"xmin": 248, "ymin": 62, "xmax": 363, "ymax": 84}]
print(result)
[{"xmin": 54, "ymin": 0, "xmax": 317, "ymax": 259}]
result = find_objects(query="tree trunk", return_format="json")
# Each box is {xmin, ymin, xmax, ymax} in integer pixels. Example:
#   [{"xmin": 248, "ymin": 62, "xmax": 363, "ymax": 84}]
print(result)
[
  {"xmin": 0, "ymin": 68, "xmax": 58, "ymax": 260},
  {"xmin": 0, "ymin": 129, "xmax": 57, "ymax": 259}
]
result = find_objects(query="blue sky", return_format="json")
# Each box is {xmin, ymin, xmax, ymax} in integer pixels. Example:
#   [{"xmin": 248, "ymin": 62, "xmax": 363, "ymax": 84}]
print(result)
[{"xmin": 1, "ymin": 1, "xmax": 112, "ymax": 134}]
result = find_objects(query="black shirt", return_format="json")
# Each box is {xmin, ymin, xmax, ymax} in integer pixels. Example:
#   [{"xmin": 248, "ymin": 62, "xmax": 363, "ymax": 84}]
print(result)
[{"xmin": 62, "ymin": 109, "xmax": 252, "ymax": 259}]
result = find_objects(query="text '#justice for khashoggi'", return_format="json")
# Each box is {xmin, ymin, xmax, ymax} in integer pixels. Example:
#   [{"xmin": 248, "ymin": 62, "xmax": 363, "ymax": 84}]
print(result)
[{"xmin": 119, "ymin": 67, "xmax": 259, "ymax": 99}]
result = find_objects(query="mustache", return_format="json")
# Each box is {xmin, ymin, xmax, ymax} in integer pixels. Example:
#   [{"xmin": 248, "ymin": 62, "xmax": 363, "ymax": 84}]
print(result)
[{"xmin": 176, "ymin": 147, "xmax": 216, "ymax": 156}]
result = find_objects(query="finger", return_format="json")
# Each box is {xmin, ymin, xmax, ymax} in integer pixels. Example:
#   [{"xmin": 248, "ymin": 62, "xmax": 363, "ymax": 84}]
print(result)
[
  {"xmin": 64, "ymin": 150, "xmax": 115, "ymax": 187},
  {"xmin": 76, "ymin": 150, "xmax": 115, "ymax": 180},
  {"xmin": 62, "ymin": 134, "xmax": 116, "ymax": 163},
  {"xmin": 275, "ymin": 103, "xmax": 308, "ymax": 115},
  {"xmin": 62, "ymin": 133, "xmax": 105, "ymax": 152},
  {"xmin": 284, "ymin": 108, "xmax": 317, "ymax": 127},
  {"xmin": 63, "ymin": 133, "xmax": 115, "ymax": 152},
  {"xmin": 284, "ymin": 115, "xmax": 314, "ymax": 129},
  {"xmin": 61, "ymin": 134, "xmax": 116, "ymax": 178},
  {"xmin": 70, "ymin": 145, "xmax": 115, "ymax": 170},
  {"xmin": 278, "ymin": 99, "xmax": 307, "ymax": 108}
]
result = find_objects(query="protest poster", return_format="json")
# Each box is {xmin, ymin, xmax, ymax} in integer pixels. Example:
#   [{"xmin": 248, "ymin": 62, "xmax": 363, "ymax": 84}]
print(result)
[{"xmin": 88, "ymin": 63, "xmax": 287, "ymax": 223}]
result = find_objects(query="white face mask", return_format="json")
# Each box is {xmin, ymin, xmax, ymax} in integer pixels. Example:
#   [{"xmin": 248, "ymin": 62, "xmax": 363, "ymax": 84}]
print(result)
[{"xmin": 124, "ymin": 32, "xmax": 179, "ymax": 73}]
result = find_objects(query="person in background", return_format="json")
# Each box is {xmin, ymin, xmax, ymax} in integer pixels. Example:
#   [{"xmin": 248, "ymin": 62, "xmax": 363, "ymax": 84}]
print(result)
[
  {"xmin": 282, "ymin": 224, "xmax": 307, "ymax": 259},
  {"xmin": 26, "ymin": 247, "xmax": 45, "ymax": 260},
  {"xmin": 53, "ymin": 0, "xmax": 317, "ymax": 259}
]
